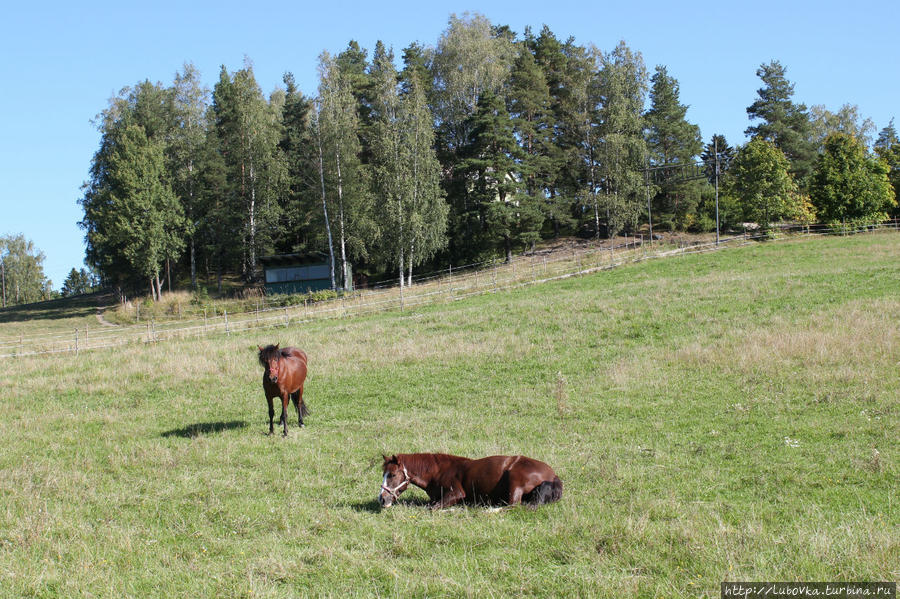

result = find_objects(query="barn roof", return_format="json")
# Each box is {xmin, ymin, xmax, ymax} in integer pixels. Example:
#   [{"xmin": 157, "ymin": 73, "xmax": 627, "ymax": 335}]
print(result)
[{"xmin": 258, "ymin": 252, "xmax": 330, "ymax": 268}]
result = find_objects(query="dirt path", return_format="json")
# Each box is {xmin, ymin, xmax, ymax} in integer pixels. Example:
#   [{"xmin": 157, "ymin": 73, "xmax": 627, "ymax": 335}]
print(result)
[{"xmin": 95, "ymin": 308, "xmax": 118, "ymax": 327}]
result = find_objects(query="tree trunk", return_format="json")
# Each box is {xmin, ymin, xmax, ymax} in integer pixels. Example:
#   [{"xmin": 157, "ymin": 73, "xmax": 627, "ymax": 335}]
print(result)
[
  {"xmin": 315, "ymin": 107, "xmax": 336, "ymax": 290},
  {"xmin": 407, "ymin": 241, "xmax": 414, "ymax": 287},
  {"xmin": 335, "ymin": 151, "xmax": 348, "ymax": 290},
  {"xmin": 398, "ymin": 247, "xmax": 404, "ymax": 290},
  {"xmin": 190, "ymin": 238, "xmax": 196, "ymax": 291},
  {"xmin": 248, "ymin": 160, "xmax": 257, "ymax": 281}
]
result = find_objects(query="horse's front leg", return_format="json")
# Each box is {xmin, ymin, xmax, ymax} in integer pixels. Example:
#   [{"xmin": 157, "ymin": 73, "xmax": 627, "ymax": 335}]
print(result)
[
  {"xmin": 266, "ymin": 395, "xmax": 275, "ymax": 435},
  {"xmin": 280, "ymin": 393, "xmax": 290, "ymax": 437},
  {"xmin": 429, "ymin": 486, "xmax": 465, "ymax": 509}
]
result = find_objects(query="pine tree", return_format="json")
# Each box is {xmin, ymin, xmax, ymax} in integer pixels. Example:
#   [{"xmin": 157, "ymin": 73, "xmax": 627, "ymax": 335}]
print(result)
[{"xmin": 745, "ymin": 60, "xmax": 816, "ymax": 185}]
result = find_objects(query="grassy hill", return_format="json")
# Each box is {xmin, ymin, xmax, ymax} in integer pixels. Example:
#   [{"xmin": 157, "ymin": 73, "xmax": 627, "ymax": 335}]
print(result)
[{"xmin": 0, "ymin": 233, "xmax": 896, "ymax": 597}]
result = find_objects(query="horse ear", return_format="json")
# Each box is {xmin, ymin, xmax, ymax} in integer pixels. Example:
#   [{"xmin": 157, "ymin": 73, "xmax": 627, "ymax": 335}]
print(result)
[
  {"xmin": 390, "ymin": 454, "xmax": 398, "ymax": 463},
  {"xmin": 274, "ymin": 343, "xmax": 280, "ymax": 350},
  {"xmin": 257, "ymin": 345, "xmax": 263, "ymax": 352}
]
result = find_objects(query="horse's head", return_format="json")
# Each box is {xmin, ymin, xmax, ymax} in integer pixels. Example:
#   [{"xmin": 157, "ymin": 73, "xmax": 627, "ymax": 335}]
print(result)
[
  {"xmin": 257, "ymin": 344, "xmax": 282, "ymax": 384},
  {"xmin": 379, "ymin": 454, "xmax": 410, "ymax": 508}
]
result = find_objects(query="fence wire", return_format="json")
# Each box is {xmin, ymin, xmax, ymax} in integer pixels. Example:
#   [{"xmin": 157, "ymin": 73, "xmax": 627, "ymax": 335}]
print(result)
[{"xmin": 1, "ymin": 220, "xmax": 897, "ymax": 359}]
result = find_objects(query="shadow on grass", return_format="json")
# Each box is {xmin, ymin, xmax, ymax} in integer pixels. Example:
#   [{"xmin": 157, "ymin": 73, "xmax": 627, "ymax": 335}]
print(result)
[
  {"xmin": 161, "ymin": 420, "xmax": 248, "ymax": 438},
  {"xmin": 0, "ymin": 291, "xmax": 117, "ymax": 323},
  {"xmin": 343, "ymin": 497, "xmax": 432, "ymax": 513}
]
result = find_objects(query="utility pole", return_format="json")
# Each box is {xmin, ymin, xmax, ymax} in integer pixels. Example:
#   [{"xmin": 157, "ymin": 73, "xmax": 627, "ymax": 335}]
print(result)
[
  {"xmin": 715, "ymin": 136, "xmax": 720, "ymax": 246},
  {"xmin": 645, "ymin": 154, "xmax": 653, "ymax": 246},
  {"xmin": 0, "ymin": 255, "xmax": 5, "ymax": 307}
]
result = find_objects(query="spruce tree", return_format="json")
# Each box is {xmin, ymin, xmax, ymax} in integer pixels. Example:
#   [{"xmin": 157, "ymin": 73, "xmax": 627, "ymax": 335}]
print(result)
[
  {"xmin": 645, "ymin": 65, "xmax": 702, "ymax": 230},
  {"xmin": 459, "ymin": 91, "xmax": 542, "ymax": 261}
]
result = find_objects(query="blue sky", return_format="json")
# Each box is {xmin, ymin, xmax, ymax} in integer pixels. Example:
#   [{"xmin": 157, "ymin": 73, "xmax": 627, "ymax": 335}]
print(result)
[{"xmin": 1, "ymin": 0, "xmax": 897, "ymax": 289}]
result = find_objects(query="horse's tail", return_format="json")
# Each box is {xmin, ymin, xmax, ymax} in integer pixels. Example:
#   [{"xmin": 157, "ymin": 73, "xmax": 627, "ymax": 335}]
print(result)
[
  {"xmin": 523, "ymin": 476, "xmax": 563, "ymax": 506},
  {"xmin": 300, "ymin": 399, "xmax": 309, "ymax": 418}
]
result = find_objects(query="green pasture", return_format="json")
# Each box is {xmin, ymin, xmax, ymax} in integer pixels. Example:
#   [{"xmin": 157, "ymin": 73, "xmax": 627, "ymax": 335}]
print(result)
[{"xmin": 0, "ymin": 233, "xmax": 897, "ymax": 597}]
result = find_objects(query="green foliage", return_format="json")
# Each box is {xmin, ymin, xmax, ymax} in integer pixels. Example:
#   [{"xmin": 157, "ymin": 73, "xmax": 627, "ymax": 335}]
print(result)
[
  {"xmin": 60, "ymin": 268, "xmax": 96, "ymax": 298},
  {"xmin": 745, "ymin": 60, "xmax": 817, "ymax": 186},
  {"xmin": 729, "ymin": 138, "xmax": 800, "ymax": 229},
  {"xmin": 874, "ymin": 120, "xmax": 900, "ymax": 215},
  {"xmin": 459, "ymin": 91, "xmax": 543, "ymax": 260},
  {"xmin": 597, "ymin": 41, "xmax": 648, "ymax": 236},
  {"xmin": 809, "ymin": 133, "xmax": 896, "ymax": 225},
  {"xmin": 212, "ymin": 61, "xmax": 287, "ymax": 280},
  {"xmin": 809, "ymin": 103, "xmax": 875, "ymax": 152},
  {"xmin": 317, "ymin": 51, "xmax": 377, "ymax": 287},
  {"xmin": 645, "ymin": 66, "xmax": 703, "ymax": 232},
  {"xmin": 0, "ymin": 234, "xmax": 52, "ymax": 306}
]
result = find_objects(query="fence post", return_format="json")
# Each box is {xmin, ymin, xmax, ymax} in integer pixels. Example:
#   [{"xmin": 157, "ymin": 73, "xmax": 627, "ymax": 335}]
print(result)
[
  {"xmin": 284, "ymin": 307, "xmax": 289, "ymax": 327},
  {"xmin": 399, "ymin": 284, "xmax": 404, "ymax": 312},
  {"xmin": 256, "ymin": 302, "xmax": 260, "ymax": 326},
  {"xmin": 74, "ymin": 328, "xmax": 79, "ymax": 355},
  {"xmin": 146, "ymin": 322, "xmax": 151, "ymax": 343},
  {"xmin": 204, "ymin": 309, "xmax": 208, "ymax": 334},
  {"xmin": 224, "ymin": 309, "xmax": 229, "ymax": 335},
  {"xmin": 85, "ymin": 324, "xmax": 89, "ymax": 347}
]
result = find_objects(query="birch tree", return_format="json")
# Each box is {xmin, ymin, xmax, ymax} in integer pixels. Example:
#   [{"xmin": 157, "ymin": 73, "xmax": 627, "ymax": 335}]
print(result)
[{"xmin": 317, "ymin": 52, "xmax": 376, "ymax": 289}]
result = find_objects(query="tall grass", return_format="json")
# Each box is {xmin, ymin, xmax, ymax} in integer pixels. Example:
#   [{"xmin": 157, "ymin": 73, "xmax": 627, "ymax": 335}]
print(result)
[{"xmin": 0, "ymin": 233, "xmax": 896, "ymax": 597}]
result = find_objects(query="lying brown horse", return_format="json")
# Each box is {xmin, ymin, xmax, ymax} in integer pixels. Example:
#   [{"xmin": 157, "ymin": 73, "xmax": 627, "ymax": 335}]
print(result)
[
  {"xmin": 379, "ymin": 453, "xmax": 562, "ymax": 509},
  {"xmin": 257, "ymin": 344, "xmax": 308, "ymax": 436}
]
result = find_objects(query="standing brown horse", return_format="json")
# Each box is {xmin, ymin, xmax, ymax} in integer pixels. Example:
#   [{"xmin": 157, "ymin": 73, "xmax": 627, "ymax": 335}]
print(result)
[
  {"xmin": 257, "ymin": 344, "xmax": 308, "ymax": 436},
  {"xmin": 378, "ymin": 453, "xmax": 562, "ymax": 509}
]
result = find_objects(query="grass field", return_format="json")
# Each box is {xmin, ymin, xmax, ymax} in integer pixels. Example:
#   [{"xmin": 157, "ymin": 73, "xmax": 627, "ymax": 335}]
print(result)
[{"xmin": 0, "ymin": 233, "xmax": 897, "ymax": 597}]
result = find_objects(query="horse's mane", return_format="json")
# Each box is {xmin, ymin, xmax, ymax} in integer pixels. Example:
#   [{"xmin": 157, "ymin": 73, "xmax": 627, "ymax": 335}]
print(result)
[
  {"xmin": 391, "ymin": 453, "xmax": 466, "ymax": 474},
  {"xmin": 258, "ymin": 344, "xmax": 284, "ymax": 367}
]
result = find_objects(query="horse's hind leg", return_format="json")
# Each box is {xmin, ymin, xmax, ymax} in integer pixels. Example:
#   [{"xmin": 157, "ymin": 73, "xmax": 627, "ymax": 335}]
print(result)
[
  {"xmin": 291, "ymin": 392, "xmax": 304, "ymax": 428},
  {"xmin": 280, "ymin": 394, "xmax": 290, "ymax": 437}
]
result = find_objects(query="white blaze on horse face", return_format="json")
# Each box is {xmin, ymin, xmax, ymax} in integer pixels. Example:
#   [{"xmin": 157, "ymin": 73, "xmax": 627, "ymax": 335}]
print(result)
[{"xmin": 380, "ymin": 472, "xmax": 392, "ymax": 507}]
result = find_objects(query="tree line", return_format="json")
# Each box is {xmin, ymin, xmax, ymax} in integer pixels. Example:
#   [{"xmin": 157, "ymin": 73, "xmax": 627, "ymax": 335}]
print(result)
[{"xmin": 72, "ymin": 13, "xmax": 898, "ymax": 301}]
